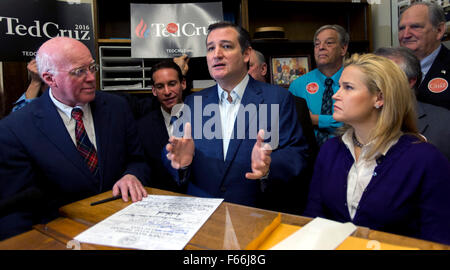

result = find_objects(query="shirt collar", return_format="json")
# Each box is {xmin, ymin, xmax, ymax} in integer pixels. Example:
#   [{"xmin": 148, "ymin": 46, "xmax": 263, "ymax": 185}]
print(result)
[
  {"xmin": 49, "ymin": 88, "xmax": 89, "ymax": 118},
  {"xmin": 318, "ymin": 66, "xmax": 344, "ymax": 86},
  {"xmin": 217, "ymin": 74, "xmax": 249, "ymax": 104},
  {"xmin": 420, "ymin": 44, "xmax": 442, "ymax": 79}
]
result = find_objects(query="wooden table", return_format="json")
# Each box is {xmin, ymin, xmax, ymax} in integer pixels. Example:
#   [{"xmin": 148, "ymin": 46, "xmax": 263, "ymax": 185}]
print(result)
[{"xmin": 1, "ymin": 187, "xmax": 449, "ymax": 250}]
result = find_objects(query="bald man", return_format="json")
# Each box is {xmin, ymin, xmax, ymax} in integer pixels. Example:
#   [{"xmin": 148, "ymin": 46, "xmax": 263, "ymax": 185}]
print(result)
[
  {"xmin": 0, "ymin": 37, "xmax": 149, "ymax": 240},
  {"xmin": 248, "ymin": 49, "xmax": 268, "ymax": 82}
]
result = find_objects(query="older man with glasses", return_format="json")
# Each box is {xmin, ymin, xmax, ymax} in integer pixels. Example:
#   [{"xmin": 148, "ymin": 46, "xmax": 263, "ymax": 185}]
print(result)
[{"xmin": 0, "ymin": 37, "xmax": 150, "ymax": 240}]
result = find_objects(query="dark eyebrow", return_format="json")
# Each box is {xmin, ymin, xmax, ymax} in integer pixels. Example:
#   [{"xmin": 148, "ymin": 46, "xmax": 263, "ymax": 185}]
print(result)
[{"xmin": 207, "ymin": 40, "xmax": 232, "ymax": 46}]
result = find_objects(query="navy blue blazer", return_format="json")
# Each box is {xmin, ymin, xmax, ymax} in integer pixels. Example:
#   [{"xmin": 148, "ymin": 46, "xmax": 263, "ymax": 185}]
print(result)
[
  {"xmin": 180, "ymin": 77, "xmax": 309, "ymax": 208},
  {"xmin": 304, "ymin": 135, "xmax": 450, "ymax": 245},
  {"xmin": 137, "ymin": 108, "xmax": 186, "ymax": 193},
  {"xmin": 0, "ymin": 90, "xmax": 149, "ymax": 240},
  {"xmin": 416, "ymin": 45, "xmax": 450, "ymax": 110}
]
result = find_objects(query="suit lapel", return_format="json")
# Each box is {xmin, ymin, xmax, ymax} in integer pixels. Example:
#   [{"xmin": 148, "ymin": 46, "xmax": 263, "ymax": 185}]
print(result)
[
  {"xmin": 90, "ymin": 91, "xmax": 110, "ymax": 188},
  {"xmin": 419, "ymin": 46, "xmax": 449, "ymax": 88},
  {"xmin": 33, "ymin": 91, "xmax": 95, "ymax": 183},
  {"xmin": 154, "ymin": 109, "xmax": 169, "ymax": 148}
]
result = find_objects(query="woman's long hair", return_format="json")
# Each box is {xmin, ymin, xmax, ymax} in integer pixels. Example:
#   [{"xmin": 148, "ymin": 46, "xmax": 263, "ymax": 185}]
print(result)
[{"xmin": 338, "ymin": 53, "xmax": 422, "ymax": 159}]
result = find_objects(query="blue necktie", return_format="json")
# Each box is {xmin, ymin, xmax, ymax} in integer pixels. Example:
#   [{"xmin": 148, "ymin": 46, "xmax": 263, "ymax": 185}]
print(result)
[
  {"xmin": 316, "ymin": 78, "xmax": 334, "ymax": 146},
  {"xmin": 321, "ymin": 78, "xmax": 334, "ymax": 115}
]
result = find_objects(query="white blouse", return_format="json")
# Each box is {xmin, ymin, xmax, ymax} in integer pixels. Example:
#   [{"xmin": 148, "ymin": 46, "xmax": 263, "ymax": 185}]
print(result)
[{"xmin": 341, "ymin": 129, "xmax": 399, "ymax": 220}]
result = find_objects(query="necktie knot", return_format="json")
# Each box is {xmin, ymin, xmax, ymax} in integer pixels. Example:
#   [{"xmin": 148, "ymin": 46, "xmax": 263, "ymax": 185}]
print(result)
[
  {"xmin": 325, "ymin": 78, "xmax": 333, "ymax": 87},
  {"xmin": 170, "ymin": 110, "xmax": 183, "ymax": 126},
  {"xmin": 71, "ymin": 108, "xmax": 83, "ymax": 121},
  {"xmin": 170, "ymin": 115, "xmax": 178, "ymax": 126}
]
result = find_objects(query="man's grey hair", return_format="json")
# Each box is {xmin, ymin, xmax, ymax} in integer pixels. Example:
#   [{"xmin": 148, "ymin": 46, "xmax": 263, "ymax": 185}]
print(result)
[
  {"xmin": 374, "ymin": 46, "xmax": 422, "ymax": 91},
  {"xmin": 400, "ymin": 1, "xmax": 446, "ymax": 29},
  {"xmin": 252, "ymin": 49, "xmax": 266, "ymax": 65},
  {"xmin": 36, "ymin": 51, "xmax": 59, "ymax": 78},
  {"xmin": 313, "ymin": 24, "xmax": 350, "ymax": 47}
]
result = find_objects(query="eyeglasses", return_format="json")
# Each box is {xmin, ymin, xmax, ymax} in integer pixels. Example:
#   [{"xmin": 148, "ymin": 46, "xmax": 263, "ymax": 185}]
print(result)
[{"xmin": 62, "ymin": 62, "xmax": 99, "ymax": 77}]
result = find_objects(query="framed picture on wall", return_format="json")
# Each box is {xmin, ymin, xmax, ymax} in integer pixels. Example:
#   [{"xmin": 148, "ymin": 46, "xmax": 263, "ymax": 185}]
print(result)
[{"xmin": 269, "ymin": 55, "xmax": 311, "ymax": 88}]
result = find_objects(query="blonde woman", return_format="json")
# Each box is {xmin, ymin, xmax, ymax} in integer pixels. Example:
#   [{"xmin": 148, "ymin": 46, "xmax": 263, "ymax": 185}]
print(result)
[{"xmin": 304, "ymin": 53, "xmax": 450, "ymax": 245}]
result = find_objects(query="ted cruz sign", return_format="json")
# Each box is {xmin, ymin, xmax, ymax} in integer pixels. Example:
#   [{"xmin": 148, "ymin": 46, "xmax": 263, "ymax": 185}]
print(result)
[
  {"xmin": 131, "ymin": 2, "xmax": 223, "ymax": 58},
  {"xmin": 0, "ymin": 0, "xmax": 94, "ymax": 61}
]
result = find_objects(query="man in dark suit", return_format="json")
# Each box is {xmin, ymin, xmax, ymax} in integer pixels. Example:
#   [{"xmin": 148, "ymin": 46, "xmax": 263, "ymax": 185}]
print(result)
[
  {"xmin": 0, "ymin": 37, "xmax": 149, "ymax": 240},
  {"xmin": 249, "ymin": 48, "xmax": 317, "ymax": 214},
  {"xmin": 166, "ymin": 22, "xmax": 309, "ymax": 209},
  {"xmin": 375, "ymin": 46, "xmax": 450, "ymax": 161},
  {"xmin": 399, "ymin": 2, "xmax": 449, "ymax": 109},
  {"xmin": 248, "ymin": 48, "xmax": 318, "ymax": 166},
  {"xmin": 137, "ymin": 61, "xmax": 187, "ymax": 193}
]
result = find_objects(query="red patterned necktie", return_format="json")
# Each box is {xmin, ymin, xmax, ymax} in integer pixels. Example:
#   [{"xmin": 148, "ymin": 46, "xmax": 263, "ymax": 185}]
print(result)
[{"xmin": 71, "ymin": 108, "xmax": 98, "ymax": 174}]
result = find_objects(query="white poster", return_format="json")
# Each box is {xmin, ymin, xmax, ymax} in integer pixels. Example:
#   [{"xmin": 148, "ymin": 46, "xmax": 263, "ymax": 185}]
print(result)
[{"xmin": 130, "ymin": 2, "xmax": 223, "ymax": 58}]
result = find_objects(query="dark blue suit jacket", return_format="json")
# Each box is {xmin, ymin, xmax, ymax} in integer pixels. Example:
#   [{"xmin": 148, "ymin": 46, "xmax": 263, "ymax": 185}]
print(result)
[
  {"xmin": 180, "ymin": 77, "xmax": 309, "ymax": 208},
  {"xmin": 0, "ymin": 90, "xmax": 149, "ymax": 240},
  {"xmin": 417, "ymin": 45, "xmax": 450, "ymax": 110},
  {"xmin": 137, "ymin": 108, "xmax": 186, "ymax": 193}
]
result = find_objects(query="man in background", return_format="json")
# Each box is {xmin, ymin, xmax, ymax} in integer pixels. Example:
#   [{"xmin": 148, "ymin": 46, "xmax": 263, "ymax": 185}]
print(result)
[
  {"xmin": 12, "ymin": 59, "xmax": 48, "ymax": 112},
  {"xmin": 289, "ymin": 24, "xmax": 348, "ymax": 146},
  {"xmin": 248, "ymin": 49, "xmax": 268, "ymax": 82},
  {"xmin": 398, "ymin": 2, "xmax": 449, "ymax": 109},
  {"xmin": 374, "ymin": 46, "xmax": 450, "ymax": 161},
  {"xmin": 137, "ymin": 61, "xmax": 187, "ymax": 193}
]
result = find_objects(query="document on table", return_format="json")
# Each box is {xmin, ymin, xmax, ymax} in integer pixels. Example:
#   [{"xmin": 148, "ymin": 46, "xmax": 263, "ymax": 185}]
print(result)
[
  {"xmin": 74, "ymin": 195, "xmax": 223, "ymax": 250},
  {"xmin": 270, "ymin": 217, "xmax": 357, "ymax": 250}
]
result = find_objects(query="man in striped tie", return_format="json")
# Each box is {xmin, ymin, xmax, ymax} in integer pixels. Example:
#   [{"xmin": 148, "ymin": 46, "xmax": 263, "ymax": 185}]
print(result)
[{"xmin": 0, "ymin": 37, "xmax": 150, "ymax": 240}]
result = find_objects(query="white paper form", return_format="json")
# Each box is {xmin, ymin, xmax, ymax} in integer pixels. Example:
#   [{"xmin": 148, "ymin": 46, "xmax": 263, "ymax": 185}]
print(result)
[{"xmin": 74, "ymin": 195, "xmax": 223, "ymax": 250}]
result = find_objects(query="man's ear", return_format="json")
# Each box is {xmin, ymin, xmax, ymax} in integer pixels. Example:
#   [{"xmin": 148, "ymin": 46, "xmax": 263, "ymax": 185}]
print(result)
[
  {"xmin": 341, "ymin": 44, "xmax": 349, "ymax": 57},
  {"xmin": 435, "ymin": 22, "xmax": 446, "ymax": 41},
  {"xmin": 261, "ymin": 63, "xmax": 268, "ymax": 76},
  {"xmin": 181, "ymin": 78, "xmax": 187, "ymax": 91},
  {"xmin": 408, "ymin": 77, "xmax": 417, "ymax": 90},
  {"xmin": 243, "ymin": 46, "xmax": 252, "ymax": 64},
  {"xmin": 41, "ymin": 72, "xmax": 56, "ymax": 88}
]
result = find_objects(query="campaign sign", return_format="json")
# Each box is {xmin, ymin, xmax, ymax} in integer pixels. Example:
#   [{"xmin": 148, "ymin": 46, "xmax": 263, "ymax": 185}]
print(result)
[
  {"xmin": 131, "ymin": 2, "xmax": 223, "ymax": 58},
  {"xmin": 0, "ymin": 0, "xmax": 95, "ymax": 61}
]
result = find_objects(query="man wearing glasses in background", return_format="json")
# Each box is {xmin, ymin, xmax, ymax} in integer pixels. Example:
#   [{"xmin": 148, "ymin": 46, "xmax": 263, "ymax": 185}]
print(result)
[
  {"xmin": 0, "ymin": 37, "xmax": 149, "ymax": 240},
  {"xmin": 289, "ymin": 25, "xmax": 348, "ymax": 147}
]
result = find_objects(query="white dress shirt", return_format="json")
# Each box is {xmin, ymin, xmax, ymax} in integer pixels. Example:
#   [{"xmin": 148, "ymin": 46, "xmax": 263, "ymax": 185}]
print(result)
[
  {"xmin": 420, "ymin": 45, "xmax": 441, "ymax": 82},
  {"xmin": 49, "ymin": 88, "xmax": 97, "ymax": 149},
  {"xmin": 217, "ymin": 74, "xmax": 249, "ymax": 160},
  {"xmin": 341, "ymin": 129, "xmax": 399, "ymax": 219}
]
